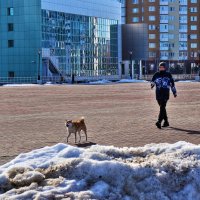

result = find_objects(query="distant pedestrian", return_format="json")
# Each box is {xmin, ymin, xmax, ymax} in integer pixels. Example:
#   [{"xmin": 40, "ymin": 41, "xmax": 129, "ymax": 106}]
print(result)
[{"xmin": 151, "ymin": 62, "xmax": 177, "ymax": 129}]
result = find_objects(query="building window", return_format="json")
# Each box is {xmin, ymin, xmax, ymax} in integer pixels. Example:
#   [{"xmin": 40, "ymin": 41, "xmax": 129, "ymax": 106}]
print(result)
[
  {"xmin": 160, "ymin": 33, "xmax": 168, "ymax": 40},
  {"xmin": 160, "ymin": 24, "xmax": 168, "ymax": 32},
  {"xmin": 191, "ymin": 43, "xmax": 197, "ymax": 48},
  {"xmin": 149, "ymin": 16, "xmax": 156, "ymax": 21},
  {"xmin": 190, "ymin": 16, "xmax": 197, "ymax": 21},
  {"xmin": 8, "ymin": 40, "xmax": 14, "ymax": 48},
  {"xmin": 149, "ymin": 43, "xmax": 156, "ymax": 48},
  {"xmin": 180, "ymin": 15, "xmax": 187, "ymax": 23},
  {"xmin": 190, "ymin": 34, "xmax": 197, "ymax": 39},
  {"xmin": 179, "ymin": 6, "xmax": 187, "ymax": 14},
  {"xmin": 8, "ymin": 71, "xmax": 15, "ymax": 78},
  {"xmin": 179, "ymin": 24, "xmax": 187, "ymax": 32},
  {"xmin": 132, "ymin": 8, "xmax": 139, "ymax": 13},
  {"xmin": 149, "ymin": 51, "xmax": 156, "ymax": 58},
  {"xmin": 149, "ymin": 24, "xmax": 156, "ymax": 30},
  {"xmin": 132, "ymin": 17, "xmax": 139, "ymax": 22},
  {"xmin": 190, "ymin": 7, "xmax": 197, "ymax": 12},
  {"xmin": 7, "ymin": 7, "xmax": 14, "ymax": 16},
  {"xmin": 149, "ymin": 6, "xmax": 155, "ymax": 12},
  {"xmin": 149, "ymin": 34, "xmax": 156, "ymax": 39},
  {"xmin": 191, "ymin": 25, "xmax": 197, "ymax": 30},
  {"xmin": 132, "ymin": 0, "xmax": 139, "ymax": 4},
  {"xmin": 169, "ymin": 7, "xmax": 175, "ymax": 11},
  {"xmin": 8, "ymin": 23, "xmax": 14, "ymax": 31}
]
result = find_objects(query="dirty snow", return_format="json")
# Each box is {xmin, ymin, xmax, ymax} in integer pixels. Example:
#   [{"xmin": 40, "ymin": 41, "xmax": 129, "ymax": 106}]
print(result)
[
  {"xmin": 1, "ymin": 142, "xmax": 200, "ymax": 199},
  {"xmin": 88, "ymin": 79, "xmax": 112, "ymax": 85},
  {"xmin": 177, "ymin": 80, "xmax": 196, "ymax": 83},
  {"xmin": 2, "ymin": 84, "xmax": 39, "ymax": 87},
  {"xmin": 117, "ymin": 79, "xmax": 148, "ymax": 83}
]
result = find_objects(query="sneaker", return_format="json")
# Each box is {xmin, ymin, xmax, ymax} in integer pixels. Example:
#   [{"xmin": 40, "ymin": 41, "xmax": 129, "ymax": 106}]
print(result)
[
  {"xmin": 162, "ymin": 121, "xmax": 169, "ymax": 127},
  {"xmin": 156, "ymin": 121, "xmax": 161, "ymax": 129}
]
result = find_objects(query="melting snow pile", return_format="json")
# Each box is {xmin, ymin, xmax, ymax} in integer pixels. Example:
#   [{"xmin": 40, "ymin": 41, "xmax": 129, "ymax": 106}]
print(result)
[
  {"xmin": 2, "ymin": 84, "xmax": 39, "ymax": 87},
  {"xmin": 0, "ymin": 142, "xmax": 200, "ymax": 200},
  {"xmin": 117, "ymin": 79, "xmax": 148, "ymax": 83},
  {"xmin": 177, "ymin": 80, "xmax": 196, "ymax": 83},
  {"xmin": 89, "ymin": 79, "xmax": 112, "ymax": 85}
]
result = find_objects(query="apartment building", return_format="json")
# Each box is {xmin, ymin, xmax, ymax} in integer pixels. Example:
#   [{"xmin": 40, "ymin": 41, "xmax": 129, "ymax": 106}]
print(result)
[
  {"xmin": 119, "ymin": 0, "xmax": 127, "ymax": 24},
  {"xmin": 126, "ymin": 0, "xmax": 200, "ymax": 72}
]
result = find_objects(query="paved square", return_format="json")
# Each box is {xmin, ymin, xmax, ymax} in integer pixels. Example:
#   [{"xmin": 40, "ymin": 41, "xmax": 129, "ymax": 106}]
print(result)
[{"xmin": 0, "ymin": 82, "xmax": 200, "ymax": 165}]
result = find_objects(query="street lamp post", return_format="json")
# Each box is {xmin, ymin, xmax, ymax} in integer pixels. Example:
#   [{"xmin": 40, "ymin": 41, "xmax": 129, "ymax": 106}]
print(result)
[
  {"xmin": 38, "ymin": 49, "xmax": 41, "ymax": 83},
  {"xmin": 71, "ymin": 65, "xmax": 75, "ymax": 84},
  {"xmin": 129, "ymin": 51, "xmax": 134, "ymax": 79},
  {"xmin": 120, "ymin": 61, "xmax": 123, "ymax": 79}
]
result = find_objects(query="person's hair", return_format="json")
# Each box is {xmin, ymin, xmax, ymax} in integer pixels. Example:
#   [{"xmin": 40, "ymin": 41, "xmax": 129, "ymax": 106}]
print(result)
[{"xmin": 159, "ymin": 62, "xmax": 166, "ymax": 68}]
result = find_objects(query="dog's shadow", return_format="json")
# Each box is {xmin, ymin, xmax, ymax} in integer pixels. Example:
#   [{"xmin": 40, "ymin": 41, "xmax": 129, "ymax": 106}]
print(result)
[{"xmin": 75, "ymin": 141, "xmax": 97, "ymax": 148}]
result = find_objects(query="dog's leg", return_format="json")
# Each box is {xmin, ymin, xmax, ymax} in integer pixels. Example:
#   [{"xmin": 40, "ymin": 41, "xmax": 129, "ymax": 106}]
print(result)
[
  {"xmin": 84, "ymin": 129, "xmax": 88, "ymax": 141},
  {"xmin": 67, "ymin": 132, "xmax": 71, "ymax": 143},
  {"xmin": 75, "ymin": 132, "xmax": 77, "ymax": 144},
  {"xmin": 78, "ymin": 131, "xmax": 81, "ymax": 143}
]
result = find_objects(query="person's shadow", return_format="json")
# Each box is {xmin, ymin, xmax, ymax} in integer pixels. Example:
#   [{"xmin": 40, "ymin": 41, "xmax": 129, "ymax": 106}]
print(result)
[{"xmin": 170, "ymin": 127, "xmax": 200, "ymax": 135}]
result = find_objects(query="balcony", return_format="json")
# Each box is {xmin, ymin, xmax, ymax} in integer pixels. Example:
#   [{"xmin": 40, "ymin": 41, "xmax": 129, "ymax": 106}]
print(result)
[
  {"xmin": 179, "ymin": 11, "xmax": 187, "ymax": 15},
  {"xmin": 179, "ymin": 38, "xmax": 187, "ymax": 42},
  {"xmin": 160, "ymin": 37, "xmax": 169, "ymax": 42},
  {"xmin": 160, "ymin": 19, "xmax": 169, "ymax": 24},
  {"xmin": 179, "ymin": 47, "xmax": 187, "ymax": 51},
  {"xmin": 160, "ymin": 1, "xmax": 168, "ymax": 6},
  {"xmin": 160, "ymin": 47, "xmax": 169, "ymax": 51},
  {"xmin": 160, "ymin": 10, "xmax": 168, "ymax": 15},
  {"xmin": 160, "ymin": 56, "xmax": 169, "ymax": 60},
  {"xmin": 179, "ymin": 29, "xmax": 187, "ymax": 33}
]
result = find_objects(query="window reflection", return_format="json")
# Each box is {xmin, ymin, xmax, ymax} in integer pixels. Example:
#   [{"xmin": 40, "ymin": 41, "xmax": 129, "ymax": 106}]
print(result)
[{"xmin": 42, "ymin": 10, "xmax": 118, "ymax": 76}]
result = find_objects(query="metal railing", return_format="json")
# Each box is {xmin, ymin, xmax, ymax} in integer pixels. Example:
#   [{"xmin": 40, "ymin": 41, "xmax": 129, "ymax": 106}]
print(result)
[
  {"xmin": 0, "ymin": 74, "xmax": 198, "ymax": 85},
  {"xmin": 195, "ymin": 76, "xmax": 200, "ymax": 81},
  {"xmin": 0, "ymin": 77, "xmax": 38, "ymax": 84},
  {"xmin": 0, "ymin": 74, "xmax": 120, "ymax": 85},
  {"xmin": 173, "ymin": 74, "xmax": 197, "ymax": 81},
  {"xmin": 142, "ymin": 74, "xmax": 198, "ymax": 81},
  {"xmin": 73, "ymin": 69, "xmax": 119, "ymax": 77},
  {"xmin": 75, "ymin": 75, "xmax": 120, "ymax": 82}
]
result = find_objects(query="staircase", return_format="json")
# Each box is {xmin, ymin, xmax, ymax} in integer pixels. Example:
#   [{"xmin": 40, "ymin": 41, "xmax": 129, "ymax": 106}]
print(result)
[
  {"xmin": 48, "ymin": 59, "xmax": 60, "ymax": 75},
  {"xmin": 42, "ymin": 48, "xmax": 66, "ymax": 82}
]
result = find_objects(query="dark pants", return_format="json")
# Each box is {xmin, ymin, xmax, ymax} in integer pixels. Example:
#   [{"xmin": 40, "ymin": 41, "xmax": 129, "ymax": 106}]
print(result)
[{"xmin": 157, "ymin": 99, "xmax": 168, "ymax": 123}]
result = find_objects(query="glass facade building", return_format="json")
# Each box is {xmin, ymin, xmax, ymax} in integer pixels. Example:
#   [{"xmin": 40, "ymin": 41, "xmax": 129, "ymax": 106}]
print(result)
[
  {"xmin": 0, "ymin": 0, "xmax": 121, "ymax": 82},
  {"xmin": 42, "ymin": 11, "xmax": 119, "ymax": 77}
]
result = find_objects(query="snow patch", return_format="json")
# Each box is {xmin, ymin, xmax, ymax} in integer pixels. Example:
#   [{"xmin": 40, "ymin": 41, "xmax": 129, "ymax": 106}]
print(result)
[
  {"xmin": 43, "ymin": 82, "xmax": 54, "ymax": 85},
  {"xmin": 2, "ymin": 84, "xmax": 39, "ymax": 87},
  {"xmin": 117, "ymin": 79, "xmax": 148, "ymax": 83},
  {"xmin": 1, "ymin": 141, "xmax": 200, "ymax": 199},
  {"xmin": 88, "ymin": 79, "xmax": 112, "ymax": 85},
  {"xmin": 177, "ymin": 80, "xmax": 196, "ymax": 83}
]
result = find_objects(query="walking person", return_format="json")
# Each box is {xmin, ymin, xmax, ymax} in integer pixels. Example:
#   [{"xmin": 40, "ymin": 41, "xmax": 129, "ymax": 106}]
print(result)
[{"xmin": 151, "ymin": 62, "xmax": 177, "ymax": 129}]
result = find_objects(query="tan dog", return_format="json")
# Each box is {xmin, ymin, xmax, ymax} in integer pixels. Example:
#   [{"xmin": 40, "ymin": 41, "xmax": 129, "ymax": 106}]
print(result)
[{"xmin": 65, "ymin": 118, "xmax": 87, "ymax": 143}]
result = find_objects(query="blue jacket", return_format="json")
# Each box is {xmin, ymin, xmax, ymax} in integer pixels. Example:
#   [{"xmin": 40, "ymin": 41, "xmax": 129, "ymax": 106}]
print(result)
[{"xmin": 151, "ymin": 71, "xmax": 177, "ymax": 100}]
